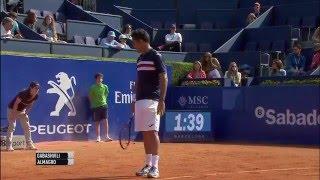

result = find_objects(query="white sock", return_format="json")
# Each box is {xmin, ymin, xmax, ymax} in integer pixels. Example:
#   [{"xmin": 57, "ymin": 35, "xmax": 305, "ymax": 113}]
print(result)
[
  {"xmin": 146, "ymin": 154, "xmax": 152, "ymax": 166},
  {"xmin": 151, "ymin": 155, "xmax": 160, "ymax": 168}
]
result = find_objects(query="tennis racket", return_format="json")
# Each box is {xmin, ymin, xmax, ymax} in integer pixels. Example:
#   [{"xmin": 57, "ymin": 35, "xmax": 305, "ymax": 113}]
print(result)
[{"xmin": 119, "ymin": 114, "xmax": 135, "ymax": 150}]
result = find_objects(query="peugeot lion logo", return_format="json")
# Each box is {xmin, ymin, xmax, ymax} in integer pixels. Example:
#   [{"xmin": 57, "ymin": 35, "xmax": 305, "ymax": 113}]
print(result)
[{"xmin": 47, "ymin": 72, "xmax": 77, "ymax": 116}]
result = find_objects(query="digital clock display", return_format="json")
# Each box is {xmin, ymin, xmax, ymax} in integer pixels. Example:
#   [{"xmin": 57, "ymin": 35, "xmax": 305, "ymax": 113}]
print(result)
[{"xmin": 165, "ymin": 111, "xmax": 211, "ymax": 132}]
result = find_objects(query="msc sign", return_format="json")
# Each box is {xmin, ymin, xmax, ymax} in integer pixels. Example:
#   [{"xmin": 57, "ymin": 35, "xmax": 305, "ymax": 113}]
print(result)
[{"xmin": 178, "ymin": 96, "xmax": 209, "ymax": 109}]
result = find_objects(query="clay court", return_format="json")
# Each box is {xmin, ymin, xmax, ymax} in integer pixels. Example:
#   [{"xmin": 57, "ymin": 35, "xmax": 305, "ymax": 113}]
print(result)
[{"xmin": 1, "ymin": 141, "xmax": 319, "ymax": 180}]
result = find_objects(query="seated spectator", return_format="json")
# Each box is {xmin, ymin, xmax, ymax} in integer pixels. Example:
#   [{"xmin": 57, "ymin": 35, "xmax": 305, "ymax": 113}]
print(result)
[
  {"xmin": 122, "ymin": 24, "xmax": 132, "ymax": 40},
  {"xmin": 310, "ymin": 53, "xmax": 320, "ymax": 74},
  {"xmin": 224, "ymin": 62, "xmax": 242, "ymax": 87},
  {"xmin": 246, "ymin": 2, "xmax": 261, "ymax": 25},
  {"xmin": 269, "ymin": 59, "xmax": 286, "ymax": 77},
  {"xmin": 100, "ymin": 31, "xmax": 122, "ymax": 49},
  {"xmin": 118, "ymin": 34, "xmax": 131, "ymax": 49},
  {"xmin": 208, "ymin": 58, "xmax": 222, "ymax": 79},
  {"xmin": 1, "ymin": 17, "xmax": 14, "ymax": 39},
  {"xmin": 157, "ymin": 24, "xmax": 182, "ymax": 52},
  {"xmin": 285, "ymin": 42, "xmax": 306, "ymax": 76},
  {"xmin": 38, "ymin": 15, "xmax": 58, "ymax": 42},
  {"xmin": 247, "ymin": 13, "xmax": 257, "ymax": 24},
  {"xmin": 187, "ymin": 61, "xmax": 206, "ymax": 79},
  {"xmin": 24, "ymin": 11, "xmax": 40, "ymax": 32},
  {"xmin": 200, "ymin": 52, "xmax": 222, "ymax": 78},
  {"xmin": 8, "ymin": 12, "xmax": 23, "ymax": 38}
]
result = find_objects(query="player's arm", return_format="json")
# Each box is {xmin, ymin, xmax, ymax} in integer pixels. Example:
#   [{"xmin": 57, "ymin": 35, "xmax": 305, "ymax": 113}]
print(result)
[
  {"xmin": 158, "ymin": 72, "xmax": 168, "ymax": 116},
  {"xmin": 131, "ymin": 80, "xmax": 138, "ymax": 114}
]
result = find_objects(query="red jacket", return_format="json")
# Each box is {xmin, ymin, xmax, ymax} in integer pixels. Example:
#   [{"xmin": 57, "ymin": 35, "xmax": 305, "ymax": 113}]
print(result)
[
  {"xmin": 310, "ymin": 51, "xmax": 320, "ymax": 70},
  {"xmin": 187, "ymin": 70, "xmax": 206, "ymax": 79}
]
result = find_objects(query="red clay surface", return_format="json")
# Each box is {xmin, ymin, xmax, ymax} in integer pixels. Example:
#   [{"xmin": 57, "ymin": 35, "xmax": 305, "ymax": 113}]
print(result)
[{"xmin": 1, "ymin": 141, "xmax": 319, "ymax": 180}]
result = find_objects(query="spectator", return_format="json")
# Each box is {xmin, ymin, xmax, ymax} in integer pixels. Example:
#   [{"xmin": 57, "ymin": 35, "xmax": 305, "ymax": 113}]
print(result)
[
  {"xmin": 158, "ymin": 24, "xmax": 182, "ymax": 52},
  {"xmin": 187, "ymin": 61, "xmax": 206, "ymax": 79},
  {"xmin": 208, "ymin": 58, "xmax": 222, "ymax": 79},
  {"xmin": 118, "ymin": 34, "xmax": 131, "ymax": 49},
  {"xmin": 100, "ymin": 31, "xmax": 122, "ymax": 49},
  {"xmin": 24, "ymin": 11, "xmax": 40, "ymax": 32},
  {"xmin": 285, "ymin": 42, "xmax": 306, "ymax": 76},
  {"xmin": 246, "ymin": 2, "xmax": 261, "ymax": 25},
  {"xmin": 269, "ymin": 59, "xmax": 286, "ymax": 77},
  {"xmin": 253, "ymin": 2, "xmax": 261, "ymax": 17},
  {"xmin": 247, "ymin": 13, "xmax": 257, "ymax": 24},
  {"xmin": 310, "ymin": 52, "xmax": 320, "ymax": 73},
  {"xmin": 8, "ymin": 12, "xmax": 23, "ymax": 38},
  {"xmin": 39, "ymin": 15, "xmax": 58, "ymax": 42},
  {"xmin": 224, "ymin": 62, "xmax": 242, "ymax": 87},
  {"xmin": 122, "ymin": 24, "xmax": 132, "ymax": 40},
  {"xmin": 1, "ymin": 17, "xmax": 14, "ymax": 39},
  {"xmin": 200, "ymin": 52, "xmax": 222, "ymax": 77}
]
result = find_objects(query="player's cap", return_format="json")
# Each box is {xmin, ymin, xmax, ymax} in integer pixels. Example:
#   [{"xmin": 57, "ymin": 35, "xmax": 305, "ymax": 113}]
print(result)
[
  {"xmin": 170, "ymin": 24, "xmax": 176, "ymax": 29},
  {"xmin": 29, "ymin": 81, "xmax": 40, "ymax": 88},
  {"xmin": 254, "ymin": 2, "xmax": 261, "ymax": 6},
  {"xmin": 108, "ymin": 31, "xmax": 116, "ymax": 37},
  {"xmin": 119, "ymin": 34, "xmax": 127, "ymax": 40}
]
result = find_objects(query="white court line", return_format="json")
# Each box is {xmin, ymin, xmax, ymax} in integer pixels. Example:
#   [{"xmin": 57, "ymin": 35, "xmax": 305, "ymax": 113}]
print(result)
[
  {"xmin": 206, "ymin": 167, "xmax": 320, "ymax": 176},
  {"xmin": 161, "ymin": 175, "xmax": 194, "ymax": 179}
]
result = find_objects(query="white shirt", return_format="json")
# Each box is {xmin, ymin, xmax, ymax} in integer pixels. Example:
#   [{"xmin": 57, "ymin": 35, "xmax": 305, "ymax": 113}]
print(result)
[
  {"xmin": 165, "ymin": 32, "xmax": 182, "ymax": 44},
  {"xmin": 100, "ymin": 38, "xmax": 121, "ymax": 48},
  {"xmin": 208, "ymin": 69, "xmax": 221, "ymax": 79},
  {"xmin": 1, "ymin": 25, "xmax": 13, "ymax": 39}
]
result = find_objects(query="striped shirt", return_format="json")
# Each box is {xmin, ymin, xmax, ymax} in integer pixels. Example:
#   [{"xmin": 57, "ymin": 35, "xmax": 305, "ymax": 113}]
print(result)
[{"xmin": 136, "ymin": 49, "xmax": 166, "ymax": 101}]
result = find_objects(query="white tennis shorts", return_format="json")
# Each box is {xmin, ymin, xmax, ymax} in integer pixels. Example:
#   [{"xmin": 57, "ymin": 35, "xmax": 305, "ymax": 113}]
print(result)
[{"xmin": 134, "ymin": 99, "xmax": 160, "ymax": 132}]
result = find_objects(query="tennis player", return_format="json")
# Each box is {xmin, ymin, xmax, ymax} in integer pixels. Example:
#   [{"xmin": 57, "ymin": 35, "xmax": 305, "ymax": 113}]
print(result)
[
  {"xmin": 131, "ymin": 29, "xmax": 168, "ymax": 178},
  {"xmin": 89, "ymin": 73, "xmax": 112, "ymax": 142},
  {"xmin": 6, "ymin": 81, "xmax": 40, "ymax": 151}
]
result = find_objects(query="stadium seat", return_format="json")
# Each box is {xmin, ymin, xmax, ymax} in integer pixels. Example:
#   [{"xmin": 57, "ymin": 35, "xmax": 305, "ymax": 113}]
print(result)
[
  {"xmin": 184, "ymin": 42, "xmax": 197, "ymax": 52},
  {"xmin": 55, "ymin": 22, "xmax": 64, "ymax": 35},
  {"xmin": 288, "ymin": 17, "xmax": 301, "ymax": 27},
  {"xmin": 73, "ymin": 35, "xmax": 85, "ymax": 44},
  {"xmin": 55, "ymin": 12, "xmax": 66, "ymax": 22},
  {"xmin": 291, "ymin": 28, "xmax": 301, "ymax": 40},
  {"xmin": 199, "ymin": 43, "xmax": 212, "ymax": 52},
  {"xmin": 150, "ymin": 21, "xmax": 163, "ymax": 29},
  {"xmin": 271, "ymin": 40, "xmax": 286, "ymax": 52},
  {"xmin": 42, "ymin": 10, "xmax": 54, "ymax": 18},
  {"xmin": 215, "ymin": 20, "xmax": 228, "ymax": 29},
  {"xmin": 259, "ymin": 41, "xmax": 271, "ymax": 52},
  {"xmin": 245, "ymin": 42, "xmax": 257, "ymax": 51},
  {"xmin": 182, "ymin": 24, "xmax": 196, "ymax": 29},
  {"xmin": 29, "ymin": 9, "xmax": 41, "ymax": 17},
  {"xmin": 85, "ymin": 36, "xmax": 96, "ymax": 46},
  {"xmin": 200, "ymin": 22, "xmax": 213, "ymax": 29}
]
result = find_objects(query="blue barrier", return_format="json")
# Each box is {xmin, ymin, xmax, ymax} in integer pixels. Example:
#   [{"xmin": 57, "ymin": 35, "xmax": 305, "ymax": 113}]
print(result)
[
  {"xmin": 0, "ymin": 55, "xmax": 172, "ymax": 142},
  {"xmin": 167, "ymin": 86, "xmax": 320, "ymax": 145}
]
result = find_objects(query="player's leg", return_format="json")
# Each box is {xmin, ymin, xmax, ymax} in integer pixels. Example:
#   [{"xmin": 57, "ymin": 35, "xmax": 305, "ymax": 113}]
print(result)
[
  {"xmin": 19, "ymin": 111, "xmax": 37, "ymax": 150},
  {"xmin": 101, "ymin": 107, "xmax": 112, "ymax": 142},
  {"xmin": 6, "ymin": 109, "xmax": 17, "ymax": 151},
  {"xmin": 146, "ymin": 100, "xmax": 161, "ymax": 178},
  {"xmin": 135, "ymin": 100, "xmax": 152, "ymax": 177},
  {"xmin": 93, "ymin": 108, "xmax": 101, "ymax": 142},
  {"xmin": 145, "ymin": 130, "xmax": 160, "ymax": 178}
]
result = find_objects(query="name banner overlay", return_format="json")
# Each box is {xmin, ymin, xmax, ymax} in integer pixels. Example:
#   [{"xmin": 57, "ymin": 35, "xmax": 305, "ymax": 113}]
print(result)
[{"xmin": 36, "ymin": 151, "xmax": 74, "ymax": 165}]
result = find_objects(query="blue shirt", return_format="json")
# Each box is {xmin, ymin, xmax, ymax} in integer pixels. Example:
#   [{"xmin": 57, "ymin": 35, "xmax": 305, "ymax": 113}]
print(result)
[
  {"xmin": 286, "ymin": 53, "xmax": 306, "ymax": 70},
  {"xmin": 136, "ymin": 49, "xmax": 166, "ymax": 101}
]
